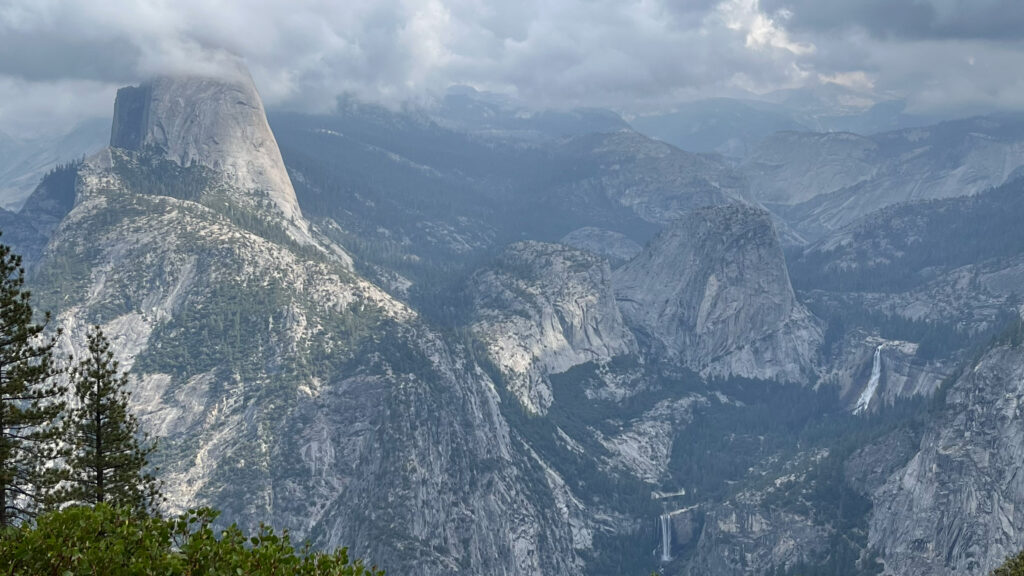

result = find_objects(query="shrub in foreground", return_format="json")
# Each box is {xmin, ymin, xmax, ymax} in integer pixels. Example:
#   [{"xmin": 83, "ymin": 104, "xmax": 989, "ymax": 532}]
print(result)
[
  {"xmin": 995, "ymin": 550, "xmax": 1024, "ymax": 576},
  {"xmin": 0, "ymin": 504, "xmax": 384, "ymax": 576}
]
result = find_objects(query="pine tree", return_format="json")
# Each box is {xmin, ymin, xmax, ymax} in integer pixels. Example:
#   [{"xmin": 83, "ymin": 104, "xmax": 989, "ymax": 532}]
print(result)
[
  {"xmin": 58, "ymin": 326, "xmax": 160, "ymax": 512},
  {"xmin": 0, "ymin": 241, "xmax": 63, "ymax": 527},
  {"xmin": 995, "ymin": 549, "xmax": 1024, "ymax": 575}
]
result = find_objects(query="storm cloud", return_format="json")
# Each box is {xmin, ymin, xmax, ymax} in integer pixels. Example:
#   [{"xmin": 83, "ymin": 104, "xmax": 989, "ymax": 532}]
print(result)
[
  {"xmin": 761, "ymin": 0, "xmax": 1024, "ymax": 41},
  {"xmin": 1, "ymin": 0, "xmax": 1023, "ymax": 135}
]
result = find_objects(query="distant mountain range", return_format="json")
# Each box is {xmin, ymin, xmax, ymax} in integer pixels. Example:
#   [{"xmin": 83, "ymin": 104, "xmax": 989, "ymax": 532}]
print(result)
[
  {"xmin": 0, "ymin": 118, "xmax": 109, "ymax": 209},
  {"xmin": 743, "ymin": 114, "xmax": 1024, "ymax": 241},
  {"xmin": 631, "ymin": 84, "xmax": 948, "ymax": 157}
]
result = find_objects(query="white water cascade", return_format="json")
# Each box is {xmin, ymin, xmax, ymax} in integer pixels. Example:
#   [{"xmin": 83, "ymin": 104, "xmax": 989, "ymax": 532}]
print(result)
[
  {"xmin": 854, "ymin": 345, "xmax": 883, "ymax": 415},
  {"xmin": 659, "ymin": 513, "xmax": 672, "ymax": 562}
]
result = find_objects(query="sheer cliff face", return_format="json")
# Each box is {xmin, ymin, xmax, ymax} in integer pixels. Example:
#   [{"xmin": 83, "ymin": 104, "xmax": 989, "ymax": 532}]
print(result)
[
  {"xmin": 614, "ymin": 203, "xmax": 821, "ymax": 383},
  {"xmin": 866, "ymin": 342, "xmax": 1024, "ymax": 575},
  {"xmin": 110, "ymin": 69, "xmax": 303, "ymax": 228},
  {"xmin": 470, "ymin": 241, "xmax": 637, "ymax": 414}
]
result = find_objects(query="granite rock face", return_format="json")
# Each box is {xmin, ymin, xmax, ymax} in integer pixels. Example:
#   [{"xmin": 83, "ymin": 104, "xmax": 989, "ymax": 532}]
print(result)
[
  {"xmin": 614, "ymin": 203, "xmax": 821, "ymax": 383},
  {"xmin": 31, "ymin": 58, "xmax": 1024, "ymax": 576},
  {"xmin": 743, "ymin": 131, "xmax": 879, "ymax": 206},
  {"xmin": 682, "ymin": 500, "xmax": 828, "ymax": 576},
  {"xmin": 110, "ymin": 65, "xmax": 304, "ymax": 230},
  {"xmin": 821, "ymin": 333, "xmax": 949, "ymax": 411},
  {"xmin": 867, "ymin": 342, "xmax": 1024, "ymax": 575},
  {"xmin": 470, "ymin": 241, "xmax": 637, "ymax": 413}
]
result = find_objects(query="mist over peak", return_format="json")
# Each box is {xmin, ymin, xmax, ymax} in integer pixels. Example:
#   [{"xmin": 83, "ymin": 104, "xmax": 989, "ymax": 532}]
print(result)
[{"xmin": 3, "ymin": 0, "xmax": 1024, "ymax": 136}]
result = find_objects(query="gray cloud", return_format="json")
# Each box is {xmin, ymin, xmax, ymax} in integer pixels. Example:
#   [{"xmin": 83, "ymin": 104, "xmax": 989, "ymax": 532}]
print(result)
[
  {"xmin": 0, "ymin": 32, "xmax": 138, "ymax": 82},
  {"xmin": 1, "ymin": 0, "xmax": 1024, "ymax": 135},
  {"xmin": 762, "ymin": 0, "xmax": 1024, "ymax": 41},
  {"xmin": 0, "ymin": 77, "xmax": 115, "ymax": 137}
]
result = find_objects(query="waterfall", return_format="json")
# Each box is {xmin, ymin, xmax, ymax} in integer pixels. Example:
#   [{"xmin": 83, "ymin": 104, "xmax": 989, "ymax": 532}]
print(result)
[
  {"xmin": 854, "ymin": 345, "xmax": 883, "ymax": 415},
  {"xmin": 659, "ymin": 513, "xmax": 672, "ymax": 562}
]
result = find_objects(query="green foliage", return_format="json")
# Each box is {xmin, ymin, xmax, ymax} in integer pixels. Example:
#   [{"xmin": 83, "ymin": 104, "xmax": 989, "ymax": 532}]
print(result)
[
  {"xmin": 110, "ymin": 149, "xmax": 322, "ymax": 263},
  {"xmin": 135, "ymin": 278, "xmax": 290, "ymax": 380},
  {"xmin": 0, "ymin": 238, "xmax": 64, "ymax": 527},
  {"xmin": 668, "ymin": 376, "xmax": 926, "ymax": 575},
  {"xmin": 475, "ymin": 344, "xmax": 912, "ymax": 576},
  {"xmin": 172, "ymin": 508, "xmax": 383, "ymax": 576},
  {"xmin": 994, "ymin": 315, "xmax": 1024, "ymax": 348},
  {"xmin": 34, "ymin": 160, "xmax": 82, "ymax": 212},
  {"xmin": 0, "ymin": 504, "xmax": 384, "ymax": 575},
  {"xmin": 0, "ymin": 504, "xmax": 175, "ymax": 574},
  {"xmin": 756, "ymin": 392, "xmax": 926, "ymax": 576},
  {"xmin": 53, "ymin": 326, "xmax": 161, "ymax": 512},
  {"xmin": 112, "ymin": 147, "xmax": 215, "ymax": 203},
  {"xmin": 667, "ymin": 378, "xmax": 851, "ymax": 503},
  {"xmin": 767, "ymin": 448, "xmax": 884, "ymax": 576},
  {"xmin": 994, "ymin": 549, "xmax": 1024, "ymax": 576}
]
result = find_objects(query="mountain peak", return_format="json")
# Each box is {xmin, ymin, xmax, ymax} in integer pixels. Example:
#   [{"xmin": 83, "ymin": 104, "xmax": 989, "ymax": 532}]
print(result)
[
  {"xmin": 613, "ymin": 202, "xmax": 821, "ymax": 382},
  {"xmin": 110, "ymin": 65, "xmax": 303, "ymax": 225}
]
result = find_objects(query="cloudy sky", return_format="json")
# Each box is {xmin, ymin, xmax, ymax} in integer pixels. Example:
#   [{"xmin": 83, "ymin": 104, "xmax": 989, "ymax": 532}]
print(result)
[{"xmin": 1, "ymin": 0, "xmax": 1024, "ymax": 136}]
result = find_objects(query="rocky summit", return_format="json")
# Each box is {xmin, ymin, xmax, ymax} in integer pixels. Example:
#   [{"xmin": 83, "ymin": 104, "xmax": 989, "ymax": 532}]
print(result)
[
  {"xmin": 110, "ymin": 65, "xmax": 306, "ymax": 236},
  {"xmin": 614, "ymin": 203, "xmax": 821, "ymax": 383}
]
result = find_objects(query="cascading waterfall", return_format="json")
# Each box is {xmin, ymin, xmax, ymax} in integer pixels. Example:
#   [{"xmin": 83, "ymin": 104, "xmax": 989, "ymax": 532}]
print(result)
[
  {"xmin": 659, "ymin": 513, "xmax": 672, "ymax": 562},
  {"xmin": 854, "ymin": 345, "xmax": 883, "ymax": 414}
]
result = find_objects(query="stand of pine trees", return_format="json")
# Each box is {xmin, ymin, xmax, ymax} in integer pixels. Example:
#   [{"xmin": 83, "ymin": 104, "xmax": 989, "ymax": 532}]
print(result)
[
  {"xmin": 0, "ymin": 238, "xmax": 384, "ymax": 574},
  {"xmin": 50, "ymin": 327, "xmax": 161, "ymax": 511},
  {"xmin": 0, "ymin": 241, "xmax": 64, "ymax": 526},
  {"xmin": 0, "ymin": 239, "xmax": 157, "ymax": 523}
]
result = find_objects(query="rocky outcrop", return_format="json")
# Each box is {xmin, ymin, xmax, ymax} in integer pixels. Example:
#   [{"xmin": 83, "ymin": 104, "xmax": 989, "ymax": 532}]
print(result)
[
  {"xmin": 614, "ymin": 203, "xmax": 821, "ymax": 383},
  {"xmin": 866, "ymin": 341, "xmax": 1024, "ymax": 575},
  {"xmin": 682, "ymin": 499, "xmax": 828, "ymax": 576},
  {"xmin": 33, "ymin": 58, "xmax": 1024, "ymax": 576},
  {"xmin": 110, "ymin": 63, "xmax": 304, "ymax": 230},
  {"xmin": 470, "ymin": 241, "xmax": 637, "ymax": 414},
  {"xmin": 598, "ymin": 395, "xmax": 704, "ymax": 483},
  {"xmin": 820, "ymin": 333, "xmax": 950, "ymax": 411},
  {"xmin": 792, "ymin": 178, "xmax": 1024, "ymax": 304}
]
